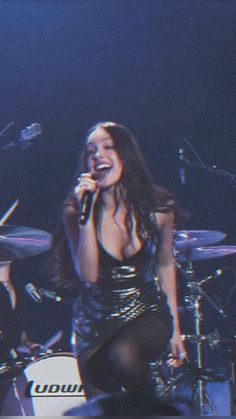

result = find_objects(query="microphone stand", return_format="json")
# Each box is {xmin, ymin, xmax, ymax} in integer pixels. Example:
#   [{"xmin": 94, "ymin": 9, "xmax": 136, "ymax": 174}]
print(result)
[
  {"xmin": 179, "ymin": 137, "xmax": 236, "ymax": 186},
  {"xmin": 0, "ymin": 121, "xmax": 42, "ymax": 151},
  {"xmin": 181, "ymin": 157, "xmax": 236, "ymax": 185}
]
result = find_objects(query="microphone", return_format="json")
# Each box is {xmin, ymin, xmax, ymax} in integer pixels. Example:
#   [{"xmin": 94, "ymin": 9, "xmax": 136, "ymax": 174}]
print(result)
[
  {"xmin": 19, "ymin": 123, "xmax": 42, "ymax": 142},
  {"xmin": 25, "ymin": 283, "xmax": 43, "ymax": 303},
  {"xmin": 19, "ymin": 123, "xmax": 42, "ymax": 150},
  {"xmin": 25, "ymin": 283, "xmax": 62, "ymax": 303},
  {"xmin": 178, "ymin": 146, "xmax": 186, "ymax": 184},
  {"xmin": 1, "ymin": 123, "xmax": 42, "ymax": 151},
  {"xmin": 38, "ymin": 287, "xmax": 62, "ymax": 302},
  {"xmin": 78, "ymin": 191, "xmax": 94, "ymax": 225},
  {"xmin": 78, "ymin": 174, "xmax": 97, "ymax": 225}
]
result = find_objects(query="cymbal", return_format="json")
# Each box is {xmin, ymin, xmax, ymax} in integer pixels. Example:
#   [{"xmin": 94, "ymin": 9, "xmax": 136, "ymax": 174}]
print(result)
[
  {"xmin": 176, "ymin": 245, "xmax": 236, "ymax": 262},
  {"xmin": 174, "ymin": 230, "xmax": 226, "ymax": 250},
  {"xmin": 0, "ymin": 225, "xmax": 52, "ymax": 261}
]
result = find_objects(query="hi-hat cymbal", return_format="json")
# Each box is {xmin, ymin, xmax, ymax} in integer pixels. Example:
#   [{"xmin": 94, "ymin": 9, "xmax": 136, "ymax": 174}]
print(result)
[
  {"xmin": 174, "ymin": 230, "xmax": 226, "ymax": 250},
  {"xmin": 176, "ymin": 245, "xmax": 236, "ymax": 262},
  {"xmin": 0, "ymin": 225, "xmax": 52, "ymax": 261}
]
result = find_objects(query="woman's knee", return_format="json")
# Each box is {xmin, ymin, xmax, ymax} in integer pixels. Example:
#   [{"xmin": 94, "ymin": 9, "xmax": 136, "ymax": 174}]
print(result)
[{"xmin": 107, "ymin": 340, "xmax": 140, "ymax": 369}]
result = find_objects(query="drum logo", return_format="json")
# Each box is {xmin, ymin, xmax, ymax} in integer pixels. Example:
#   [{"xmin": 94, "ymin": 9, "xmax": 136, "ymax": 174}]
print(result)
[{"xmin": 25, "ymin": 380, "xmax": 85, "ymax": 398}]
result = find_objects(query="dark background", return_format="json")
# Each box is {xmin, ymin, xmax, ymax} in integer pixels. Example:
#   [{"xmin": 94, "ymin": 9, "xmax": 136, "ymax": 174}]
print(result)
[{"xmin": 0, "ymin": 0, "xmax": 235, "ymax": 376}]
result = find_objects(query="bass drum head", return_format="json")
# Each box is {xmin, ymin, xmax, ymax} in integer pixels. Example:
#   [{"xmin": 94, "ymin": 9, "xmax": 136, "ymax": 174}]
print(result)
[{"xmin": 1, "ymin": 352, "xmax": 86, "ymax": 416}]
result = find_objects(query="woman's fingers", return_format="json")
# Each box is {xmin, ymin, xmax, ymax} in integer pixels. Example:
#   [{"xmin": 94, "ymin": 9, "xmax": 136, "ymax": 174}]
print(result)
[
  {"xmin": 76, "ymin": 174, "xmax": 97, "ymax": 191},
  {"xmin": 74, "ymin": 173, "xmax": 98, "ymax": 201},
  {"xmin": 167, "ymin": 350, "xmax": 187, "ymax": 368}
]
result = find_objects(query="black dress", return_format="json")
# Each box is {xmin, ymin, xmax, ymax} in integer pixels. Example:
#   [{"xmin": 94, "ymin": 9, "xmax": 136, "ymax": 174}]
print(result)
[{"xmin": 72, "ymin": 231, "xmax": 173, "ymax": 364}]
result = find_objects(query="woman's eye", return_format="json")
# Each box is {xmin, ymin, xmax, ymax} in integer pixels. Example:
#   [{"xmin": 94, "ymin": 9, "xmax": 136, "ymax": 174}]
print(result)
[{"xmin": 104, "ymin": 145, "xmax": 114, "ymax": 150}]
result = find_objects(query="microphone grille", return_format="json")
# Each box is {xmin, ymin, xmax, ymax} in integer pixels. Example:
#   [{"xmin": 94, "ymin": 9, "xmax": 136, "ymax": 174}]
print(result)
[
  {"xmin": 20, "ymin": 123, "xmax": 42, "ymax": 141},
  {"xmin": 25, "ymin": 282, "xmax": 35, "ymax": 291}
]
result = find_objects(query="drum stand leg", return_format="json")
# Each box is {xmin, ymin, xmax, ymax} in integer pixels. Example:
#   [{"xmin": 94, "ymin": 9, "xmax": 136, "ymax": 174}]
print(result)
[
  {"xmin": 228, "ymin": 343, "xmax": 236, "ymax": 415},
  {"xmin": 182, "ymin": 262, "xmax": 219, "ymax": 416},
  {"xmin": 194, "ymin": 296, "xmax": 205, "ymax": 415},
  {"xmin": 12, "ymin": 381, "xmax": 27, "ymax": 416},
  {"xmin": 149, "ymin": 360, "xmax": 184, "ymax": 399}
]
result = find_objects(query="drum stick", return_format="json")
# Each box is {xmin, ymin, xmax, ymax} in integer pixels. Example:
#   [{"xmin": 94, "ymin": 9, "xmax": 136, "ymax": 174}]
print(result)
[
  {"xmin": 0, "ymin": 199, "xmax": 19, "ymax": 225},
  {"xmin": 41, "ymin": 330, "xmax": 64, "ymax": 351}
]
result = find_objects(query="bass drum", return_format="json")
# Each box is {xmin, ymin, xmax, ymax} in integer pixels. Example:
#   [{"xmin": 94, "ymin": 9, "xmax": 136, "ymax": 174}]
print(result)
[{"xmin": 1, "ymin": 352, "xmax": 86, "ymax": 416}]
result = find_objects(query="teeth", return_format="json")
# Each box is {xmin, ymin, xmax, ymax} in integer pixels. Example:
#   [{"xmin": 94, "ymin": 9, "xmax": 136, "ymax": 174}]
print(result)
[{"xmin": 96, "ymin": 163, "xmax": 111, "ymax": 170}]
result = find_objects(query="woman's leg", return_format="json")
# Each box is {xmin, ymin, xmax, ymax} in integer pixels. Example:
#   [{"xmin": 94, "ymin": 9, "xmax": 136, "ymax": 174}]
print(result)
[{"xmin": 83, "ymin": 311, "xmax": 172, "ymax": 395}]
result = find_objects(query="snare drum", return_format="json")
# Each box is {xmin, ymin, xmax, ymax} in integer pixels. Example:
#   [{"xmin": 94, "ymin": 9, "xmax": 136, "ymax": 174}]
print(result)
[{"xmin": 1, "ymin": 352, "xmax": 86, "ymax": 416}]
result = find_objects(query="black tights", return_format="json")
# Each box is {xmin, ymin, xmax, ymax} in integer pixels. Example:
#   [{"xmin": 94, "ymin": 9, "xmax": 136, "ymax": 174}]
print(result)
[{"xmin": 80, "ymin": 311, "xmax": 172, "ymax": 398}]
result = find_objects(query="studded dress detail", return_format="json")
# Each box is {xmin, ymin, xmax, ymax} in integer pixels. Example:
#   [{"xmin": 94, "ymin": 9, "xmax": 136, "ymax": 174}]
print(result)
[{"xmin": 72, "ymin": 232, "xmax": 173, "ymax": 359}]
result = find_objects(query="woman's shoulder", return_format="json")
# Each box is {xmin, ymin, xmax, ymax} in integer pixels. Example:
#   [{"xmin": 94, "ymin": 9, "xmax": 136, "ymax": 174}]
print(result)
[
  {"xmin": 153, "ymin": 210, "xmax": 174, "ymax": 231},
  {"xmin": 153, "ymin": 184, "xmax": 175, "ymax": 208}
]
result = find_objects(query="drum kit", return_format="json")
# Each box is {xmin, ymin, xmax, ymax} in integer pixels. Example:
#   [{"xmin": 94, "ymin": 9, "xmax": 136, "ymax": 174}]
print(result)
[
  {"xmin": 0, "ymin": 224, "xmax": 86, "ymax": 415},
  {"xmin": 0, "ymin": 224, "xmax": 235, "ymax": 415},
  {"xmin": 152, "ymin": 229, "xmax": 236, "ymax": 415}
]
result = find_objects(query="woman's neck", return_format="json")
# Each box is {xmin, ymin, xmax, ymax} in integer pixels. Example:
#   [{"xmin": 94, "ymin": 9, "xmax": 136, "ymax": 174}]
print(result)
[{"xmin": 100, "ymin": 185, "xmax": 124, "ymax": 213}]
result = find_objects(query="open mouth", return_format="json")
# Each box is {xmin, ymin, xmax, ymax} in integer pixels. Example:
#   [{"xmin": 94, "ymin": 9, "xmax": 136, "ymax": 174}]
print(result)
[{"xmin": 94, "ymin": 163, "xmax": 112, "ymax": 178}]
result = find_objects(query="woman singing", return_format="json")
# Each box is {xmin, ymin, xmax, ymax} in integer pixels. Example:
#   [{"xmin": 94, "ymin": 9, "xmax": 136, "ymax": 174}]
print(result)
[{"xmin": 53, "ymin": 121, "xmax": 186, "ymax": 398}]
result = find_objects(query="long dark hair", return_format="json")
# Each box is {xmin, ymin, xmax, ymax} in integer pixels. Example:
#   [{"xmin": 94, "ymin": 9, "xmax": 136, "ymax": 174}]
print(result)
[{"xmin": 52, "ymin": 122, "xmax": 175, "ymax": 290}]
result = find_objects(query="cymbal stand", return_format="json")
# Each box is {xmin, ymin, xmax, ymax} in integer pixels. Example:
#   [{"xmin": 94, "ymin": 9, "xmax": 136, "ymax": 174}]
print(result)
[
  {"xmin": 228, "ymin": 341, "xmax": 236, "ymax": 414},
  {"xmin": 180, "ymin": 260, "xmax": 220, "ymax": 416}
]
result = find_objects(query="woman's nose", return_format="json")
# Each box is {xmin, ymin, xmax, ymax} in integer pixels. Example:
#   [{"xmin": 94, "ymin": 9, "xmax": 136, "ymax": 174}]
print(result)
[{"xmin": 94, "ymin": 147, "xmax": 103, "ymax": 159}]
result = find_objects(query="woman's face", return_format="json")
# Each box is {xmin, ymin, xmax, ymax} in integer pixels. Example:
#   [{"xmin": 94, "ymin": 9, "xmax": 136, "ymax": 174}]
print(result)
[{"xmin": 86, "ymin": 127, "xmax": 123, "ymax": 189}]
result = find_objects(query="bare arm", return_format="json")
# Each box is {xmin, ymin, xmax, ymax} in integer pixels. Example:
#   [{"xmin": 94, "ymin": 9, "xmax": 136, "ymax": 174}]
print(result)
[
  {"xmin": 63, "ymin": 174, "xmax": 100, "ymax": 284},
  {"xmin": 155, "ymin": 211, "xmax": 186, "ymax": 366}
]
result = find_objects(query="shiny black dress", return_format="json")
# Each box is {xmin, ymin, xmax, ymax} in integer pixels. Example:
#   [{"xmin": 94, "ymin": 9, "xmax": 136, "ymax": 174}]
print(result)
[{"xmin": 72, "ymin": 231, "xmax": 173, "ymax": 362}]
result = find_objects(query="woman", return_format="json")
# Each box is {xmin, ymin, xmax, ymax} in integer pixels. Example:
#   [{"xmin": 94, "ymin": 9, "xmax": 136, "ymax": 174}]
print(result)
[{"xmin": 53, "ymin": 121, "xmax": 186, "ymax": 398}]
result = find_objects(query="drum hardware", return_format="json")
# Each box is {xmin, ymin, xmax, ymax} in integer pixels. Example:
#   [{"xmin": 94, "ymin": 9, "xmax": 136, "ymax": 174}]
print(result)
[
  {"xmin": 182, "ymin": 329, "xmax": 221, "ymax": 349},
  {"xmin": 0, "ymin": 352, "xmax": 86, "ymax": 416},
  {"xmin": 177, "ymin": 148, "xmax": 236, "ymax": 186},
  {"xmin": 152, "ymin": 234, "xmax": 234, "ymax": 412},
  {"xmin": 157, "ymin": 371, "xmax": 185, "ymax": 399},
  {"xmin": 176, "ymin": 245, "xmax": 236, "ymax": 262},
  {"xmin": 178, "ymin": 258, "xmax": 233, "ymax": 416},
  {"xmin": 0, "ymin": 359, "xmax": 30, "ymax": 383},
  {"xmin": 177, "ymin": 260, "xmax": 228, "ymax": 319},
  {"xmin": 0, "ymin": 224, "xmax": 52, "ymax": 261},
  {"xmin": 228, "ymin": 339, "xmax": 236, "ymax": 412},
  {"xmin": 149, "ymin": 358, "xmax": 185, "ymax": 399},
  {"xmin": 174, "ymin": 230, "xmax": 226, "ymax": 251},
  {"xmin": 0, "ymin": 330, "xmax": 19, "ymax": 363},
  {"xmin": 228, "ymin": 346, "xmax": 236, "ymax": 415},
  {"xmin": 0, "ymin": 199, "xmax": 20, "ymax": 226},
  {"xmin": 38, "ymin": 329, "xmax": 63, "ymax": 352},
  {"xmin": 1, "ymin": 329, "xmax": 64, "ymax": 385},
  {"xmin": 17, "ymin": 330, "xmax": 63, "ymax": 356}
]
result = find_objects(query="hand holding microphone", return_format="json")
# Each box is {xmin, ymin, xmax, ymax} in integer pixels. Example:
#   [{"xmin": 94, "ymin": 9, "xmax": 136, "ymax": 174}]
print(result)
[{"xmin": 74, "ymin": 173, "xmax": 99, "ymax": 225}]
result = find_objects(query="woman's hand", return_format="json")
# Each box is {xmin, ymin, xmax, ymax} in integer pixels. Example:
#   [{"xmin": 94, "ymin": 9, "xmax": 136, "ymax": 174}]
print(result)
[
  {"xmin": 74, "ymin": 173, "xmax": 99, "ymax": 207},
  {"xmin": 168, "ymin": 331, "xmax": 187, "ymax": 368}
]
